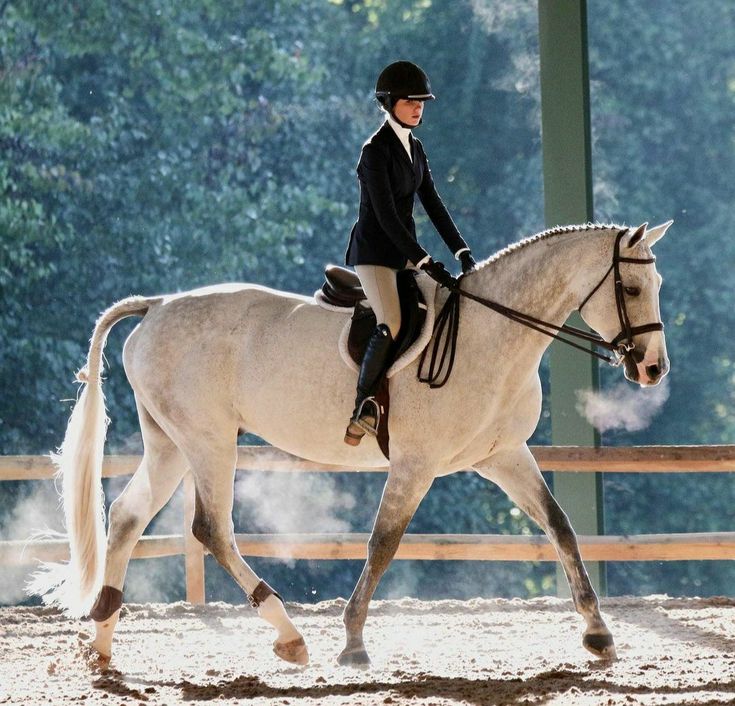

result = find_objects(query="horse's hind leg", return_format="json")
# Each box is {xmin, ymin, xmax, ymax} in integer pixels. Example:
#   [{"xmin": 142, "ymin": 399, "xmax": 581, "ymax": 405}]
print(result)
[
  {"xmin": 474, "ymin": 444, "xmax": 616, "ymax": 660},
  {"xmin": 90, "ymin": 399, "xmax": 186, "ymax": 664},
  {"xmin": 183, "ymin": 440, "xmax": 309, "ymax": 665}
]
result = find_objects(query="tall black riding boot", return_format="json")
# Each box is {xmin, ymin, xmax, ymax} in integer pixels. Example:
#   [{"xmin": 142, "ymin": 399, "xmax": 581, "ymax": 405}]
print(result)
[{"xmin": 344, "ymin": 324, "xmax": 394, "ymax": 446}]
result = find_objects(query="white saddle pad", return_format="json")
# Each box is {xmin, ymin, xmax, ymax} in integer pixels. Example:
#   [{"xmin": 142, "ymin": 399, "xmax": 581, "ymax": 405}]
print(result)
[{"xmin": 314, "ymin": 273, "xmax": 438, "ymax": 378}]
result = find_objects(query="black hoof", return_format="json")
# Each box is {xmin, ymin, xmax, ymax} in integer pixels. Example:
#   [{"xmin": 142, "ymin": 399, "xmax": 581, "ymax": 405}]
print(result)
[
  {"xmin": 337, "ymin": 647, "xmax": 371, "ymax": 668},
  {"xmin": 583, "ymin": 632, "xmax": 618, "ymax": 660}
]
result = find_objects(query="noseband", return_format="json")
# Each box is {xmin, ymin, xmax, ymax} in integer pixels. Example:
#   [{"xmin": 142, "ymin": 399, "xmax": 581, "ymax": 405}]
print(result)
[{"xmin": 418, "ymin": 228, "xmax": 664, "ymax": 388}]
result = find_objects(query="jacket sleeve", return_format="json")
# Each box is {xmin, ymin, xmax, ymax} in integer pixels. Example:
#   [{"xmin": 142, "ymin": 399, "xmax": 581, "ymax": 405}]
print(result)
[
  {"xmin": 360, "ymin": 143, "xmax": 430, "ymax": 266},
  {"xmin": 416, "ymin": 146, "xmax": 470, "ymax": 259}
]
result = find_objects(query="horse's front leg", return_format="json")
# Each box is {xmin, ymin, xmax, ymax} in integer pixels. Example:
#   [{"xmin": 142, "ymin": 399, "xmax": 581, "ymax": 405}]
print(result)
[
  {"xmin": 474, "ymin": 444, "xmax": 616, "ymax": 660},
  {"xmin": 338, "ymin": 460, "xmax": 434, "ymax": 667}
]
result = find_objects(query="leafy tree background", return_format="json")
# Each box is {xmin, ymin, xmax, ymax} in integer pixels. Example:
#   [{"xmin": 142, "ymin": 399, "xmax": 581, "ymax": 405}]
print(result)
[
  {"xmin": 588, "ymin": 0, "xmax": 735, "ymax": 597},
  {"xmin": 1, "ymin": 0, "xmax": 732, "ymax": 605}
]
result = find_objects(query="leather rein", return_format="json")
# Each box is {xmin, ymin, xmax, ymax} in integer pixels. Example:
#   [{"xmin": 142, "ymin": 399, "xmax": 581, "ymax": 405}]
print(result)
[{"xmin": 418, "ymin": 229, "xmax": 663, "ymax": 388}]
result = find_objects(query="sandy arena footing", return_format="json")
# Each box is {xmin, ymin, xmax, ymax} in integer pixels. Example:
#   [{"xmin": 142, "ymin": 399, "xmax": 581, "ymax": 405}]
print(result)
[{"xmin": 1, "ymin": 595, "xmax": 734, "ymax": 705}]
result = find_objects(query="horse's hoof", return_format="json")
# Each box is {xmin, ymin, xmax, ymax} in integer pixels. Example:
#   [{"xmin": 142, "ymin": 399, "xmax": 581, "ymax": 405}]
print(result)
[
  {"xmin": 337, "ymin": 646, "xmax": 371, "ymax": 668},
  {"xmin": 78, "ymin": 640, "xmax": 111, "ymax": 671},
  {"xmin": 93, "ymin": 652, "xmax": 112, "ymax": 671},
  {"xmin": 273, "ymin": 636, "xmax": 309, "ymax": 665},
  {"xmin": 583, "ymin": 632, "xmax": 618, "ymax": 660}
]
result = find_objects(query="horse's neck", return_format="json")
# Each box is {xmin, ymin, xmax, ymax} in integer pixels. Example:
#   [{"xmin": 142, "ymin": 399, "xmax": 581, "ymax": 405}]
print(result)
[{"xmin": 463, "ymin": 228, "xmax": 613, "ymax": 354}]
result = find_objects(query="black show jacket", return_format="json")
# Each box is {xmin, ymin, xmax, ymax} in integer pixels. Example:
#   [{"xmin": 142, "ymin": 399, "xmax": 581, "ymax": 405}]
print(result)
[{"xmin": 345, "ymin": 121, "xmax": 468, "ymax": 269}]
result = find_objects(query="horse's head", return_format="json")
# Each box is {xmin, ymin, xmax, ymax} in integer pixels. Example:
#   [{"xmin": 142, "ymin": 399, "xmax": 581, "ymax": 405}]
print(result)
[{"xmin": 579, "ymin": 221, "xmax": 672, "ymax": 387}]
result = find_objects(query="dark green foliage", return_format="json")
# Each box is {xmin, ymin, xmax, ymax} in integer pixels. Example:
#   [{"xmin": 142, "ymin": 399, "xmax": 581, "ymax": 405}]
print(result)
[{"xmin": 1, "ymin": 1, "xmax": 733, "ymax": 604}]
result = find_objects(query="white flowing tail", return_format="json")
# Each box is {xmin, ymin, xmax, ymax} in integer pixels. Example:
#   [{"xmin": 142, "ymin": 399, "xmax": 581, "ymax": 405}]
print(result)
[{"xmin": 27, "ymin": 296, "xmax": 156, "ymax": 616}]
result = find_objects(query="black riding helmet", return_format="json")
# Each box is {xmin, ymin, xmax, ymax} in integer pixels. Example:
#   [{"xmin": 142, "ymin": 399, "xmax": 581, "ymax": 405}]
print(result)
[{"xmin": 375, "ymin": 61, "xmax": 435, "ymax": 111}]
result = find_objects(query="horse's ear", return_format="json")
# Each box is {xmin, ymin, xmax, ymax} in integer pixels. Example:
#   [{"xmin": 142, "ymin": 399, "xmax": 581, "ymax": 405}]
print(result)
[
  {"xmin": 626, "ymin": 222, "xmax": 648, "ymax": 248},
  {"xmin": 645, "ymin": 219, "xmax": 673, "ymax": 247}
]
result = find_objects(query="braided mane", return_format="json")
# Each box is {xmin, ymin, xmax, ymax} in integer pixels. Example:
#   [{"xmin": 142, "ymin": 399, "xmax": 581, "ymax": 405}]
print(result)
[{"xmin": 475, "ymin": 222, "xmax": 625, "ymax": 271}]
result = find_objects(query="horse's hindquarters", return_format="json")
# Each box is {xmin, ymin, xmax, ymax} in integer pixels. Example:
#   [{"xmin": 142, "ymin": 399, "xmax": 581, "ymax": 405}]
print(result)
[{"xmin": 123, "ymin": 287, "xmax": 387, "ymax": 468}]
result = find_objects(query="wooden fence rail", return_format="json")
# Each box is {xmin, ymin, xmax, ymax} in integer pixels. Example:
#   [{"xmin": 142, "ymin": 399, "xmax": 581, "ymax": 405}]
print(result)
[
  {"xmin": 2, "ymin": 445, "xmax": 733, "ymax": 603},
  {"xmin": 4, "ymin": 531, "xmax": 735, "ymax": 566},
  {"xmin": 3, "ymin": 444, "xmax": 735, "ymax": 480}
]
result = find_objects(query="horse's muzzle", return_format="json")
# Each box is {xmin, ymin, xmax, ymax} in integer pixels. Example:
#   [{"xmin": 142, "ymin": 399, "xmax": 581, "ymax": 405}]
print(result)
[{"xmin": 634, "ymin": 356, "xmax": 669, "ymax": 386}]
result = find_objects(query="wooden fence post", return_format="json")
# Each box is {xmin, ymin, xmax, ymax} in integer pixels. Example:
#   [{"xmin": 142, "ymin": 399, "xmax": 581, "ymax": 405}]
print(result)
[{"xmin": 183, "ymin": 473, "xmax": 205, "ymax": 604}]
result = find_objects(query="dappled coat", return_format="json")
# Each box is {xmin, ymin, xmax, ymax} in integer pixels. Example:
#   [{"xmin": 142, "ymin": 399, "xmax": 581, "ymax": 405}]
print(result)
[{"xmin": 345, "ymin": 121, "xmax": 469, "ymax": 269}]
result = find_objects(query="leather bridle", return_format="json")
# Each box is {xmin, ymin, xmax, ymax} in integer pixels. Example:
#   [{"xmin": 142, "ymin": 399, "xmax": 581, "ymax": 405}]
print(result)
[
  {"xmin": 577, "ymin": 228, "xmax": 663, "ymax": 357},
  {"xmin": 418, "ymin": 228, "xmax": 664, "ymax": 388}
]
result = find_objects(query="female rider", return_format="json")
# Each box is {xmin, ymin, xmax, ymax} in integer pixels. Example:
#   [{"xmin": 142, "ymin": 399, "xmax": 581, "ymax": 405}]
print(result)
[{"xmin": 344, "ymin": 60, "xmax": 476, "ymax": 446}]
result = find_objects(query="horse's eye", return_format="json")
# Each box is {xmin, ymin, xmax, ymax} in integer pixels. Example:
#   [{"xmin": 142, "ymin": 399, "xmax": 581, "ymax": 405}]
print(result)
[{"xmin": 624, "ymin": 286, "xmax": 640, "ymax": 296}]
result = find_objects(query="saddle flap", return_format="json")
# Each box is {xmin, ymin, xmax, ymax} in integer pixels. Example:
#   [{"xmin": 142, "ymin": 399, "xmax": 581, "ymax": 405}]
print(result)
[
  {"xmin": 347, "ymin": 270, "xmax": 427, "ymax": 368},
  {"xmin": 342, "ymin": 270, "xmax": 430, "ymax": 461}
]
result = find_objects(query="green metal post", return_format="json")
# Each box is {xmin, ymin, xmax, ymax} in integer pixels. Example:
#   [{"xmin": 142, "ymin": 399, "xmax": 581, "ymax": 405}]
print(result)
[{"xmin": 537, "ymin": 0, "xmax": 606, "ymax": 595}]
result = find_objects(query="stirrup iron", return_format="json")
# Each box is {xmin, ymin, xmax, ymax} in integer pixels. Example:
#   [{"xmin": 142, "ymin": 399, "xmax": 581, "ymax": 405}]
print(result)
[{"xmin": 354, "ymin": 396, "xmax": 381, "ymax": 436}]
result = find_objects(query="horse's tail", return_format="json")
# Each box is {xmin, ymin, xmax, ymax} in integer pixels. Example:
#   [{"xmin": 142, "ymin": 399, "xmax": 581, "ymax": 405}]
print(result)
[{"xmin": 27, "ymin": 295, "xmax": 158, "ymax": 616}]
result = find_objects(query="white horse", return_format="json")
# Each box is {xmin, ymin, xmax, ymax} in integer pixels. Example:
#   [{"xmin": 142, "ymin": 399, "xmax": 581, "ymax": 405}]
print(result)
[{"xmin": 30, "ymin": 221, "xmax": 671, "ymax": 668}]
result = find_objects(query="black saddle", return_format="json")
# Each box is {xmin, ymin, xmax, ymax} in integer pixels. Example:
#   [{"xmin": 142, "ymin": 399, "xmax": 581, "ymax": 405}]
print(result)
[
  {"xmin": 321, "ymin": 265, "xmax": 428, "ymax": 460},
  {"xmin": 321, "ymin": 265, "xmax": 427, "ymax": 364},
  {"xmin": 321, "ymin": 265, "xmax": 366, "ymax": 308}
]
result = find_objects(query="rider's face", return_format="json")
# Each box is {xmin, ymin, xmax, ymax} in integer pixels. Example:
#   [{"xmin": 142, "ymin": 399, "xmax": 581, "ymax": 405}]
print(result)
[{"xmin": 392, "ymin": 99, "xmax": 424, "ymax": 127}]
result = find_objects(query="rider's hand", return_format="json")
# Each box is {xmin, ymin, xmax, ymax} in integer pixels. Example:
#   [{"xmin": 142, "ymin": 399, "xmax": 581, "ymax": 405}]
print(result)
[
  {"xmin": 459, "ymin": 251, "xmax": 476, "ymax": 275},
  {"xmin": 421, "ymin": 259, "xmax": 457, "ymax": 290}
]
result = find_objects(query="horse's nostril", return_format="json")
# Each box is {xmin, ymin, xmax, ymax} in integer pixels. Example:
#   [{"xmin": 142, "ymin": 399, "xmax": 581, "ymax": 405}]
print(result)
[{"xmin": 646, "ymin": 364, "xmax": 660, "ymax": 379}]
